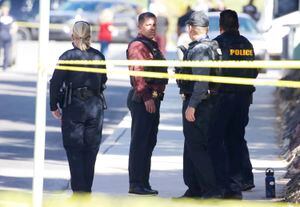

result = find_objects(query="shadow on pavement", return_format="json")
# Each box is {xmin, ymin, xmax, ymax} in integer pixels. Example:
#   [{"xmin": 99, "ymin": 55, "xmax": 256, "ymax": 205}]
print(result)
[{"xmin": 0, "ymin": 176, "xmax": 69, "ymax": 191}]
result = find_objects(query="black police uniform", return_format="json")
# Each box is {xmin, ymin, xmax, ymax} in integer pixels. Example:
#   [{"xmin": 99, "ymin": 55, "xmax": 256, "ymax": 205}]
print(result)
[
  {"xmin": 178, "ymin": 36, "xmax": 220, "ymax": 198},
  {"xmin": 50, "ymin": 46, "xmax": 107, "ymax": 193},
  {"xmin": 212, "ymin": 31, "xmax": 258, "ymax": 195},
  {"xmin": 126, "ymin": 36, "xmax": 167, "ymax": 194},
  {"xmin": 0, "ymin": 13, "xmax": 13, "ymax": 70}
]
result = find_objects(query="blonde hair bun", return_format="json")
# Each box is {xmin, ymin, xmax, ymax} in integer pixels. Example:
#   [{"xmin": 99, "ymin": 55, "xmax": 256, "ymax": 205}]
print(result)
[{"xmin": 72, "ymin": 21, "xmax": 91, "ymax": 51}]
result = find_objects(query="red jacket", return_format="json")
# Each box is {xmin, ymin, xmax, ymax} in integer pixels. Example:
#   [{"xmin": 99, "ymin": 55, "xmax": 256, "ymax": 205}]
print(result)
[
  {"xmin": 127, "ymin": 35, "xmax": 166, "ymax": 102},
  {"xmin": 98, "ymin": 22, "xmax": 112, "ymax": 42}
]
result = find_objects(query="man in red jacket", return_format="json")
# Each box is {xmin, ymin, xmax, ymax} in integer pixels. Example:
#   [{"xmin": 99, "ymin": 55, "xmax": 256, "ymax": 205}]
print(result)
[
  {"xmin": 98, "ymin": 9, "xmax": 113, "ymax": 56},
  {"xmin": 126, "ymin": 12, "xmax": 168, "ymax": 195}
]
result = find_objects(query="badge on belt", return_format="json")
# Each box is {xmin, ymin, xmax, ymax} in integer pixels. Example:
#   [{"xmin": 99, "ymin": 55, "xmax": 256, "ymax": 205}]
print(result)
[{"xmin": 152, "ymin": 90, "xmax": 158, "ymax": 98}]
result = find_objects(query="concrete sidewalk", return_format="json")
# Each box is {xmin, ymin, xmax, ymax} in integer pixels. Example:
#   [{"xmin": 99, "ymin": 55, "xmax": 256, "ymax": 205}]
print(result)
[{"xmin": 91, "ymin": 73, "xmax": 288, "ymax": 200}]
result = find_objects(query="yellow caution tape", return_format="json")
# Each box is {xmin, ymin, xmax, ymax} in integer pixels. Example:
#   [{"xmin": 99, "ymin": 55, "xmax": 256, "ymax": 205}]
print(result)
[
  {"xmin": 56, "ymin": 65, "xmax": 107, "ymax": 74},
  {"xmin": 16, "ymin": 21, "xmax": 40, "ymax": 29},
  {"xmin": 16, "ymin": 21, "xmax": 73, "ymax": 30},
  {"xmin": 0, "ymin": 191, "xmax": 298, "ymax": 207},
  {"xmin": 55, "ymin": 65, "xmax": 300, "ymax": 88},
  {"xmin": 12, "ymin": 21, "xmax": 300, "ymax": 70},
  {"xmin": 16, "ymin": 21, "xmax": 99, "ymax": 31},
  {"xmin": 58, "ymin": 59, "xmax": 300, "ymax": 69}
]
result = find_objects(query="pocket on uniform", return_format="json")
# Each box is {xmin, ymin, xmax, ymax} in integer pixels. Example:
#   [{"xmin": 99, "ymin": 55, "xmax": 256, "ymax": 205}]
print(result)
[
  {"xmin": 62, "ymin": 101, "xmax": 85, "ymax": 122},
  {"xmin": 194, "ymin": 102, "xmax": 211, "ymax": 129},
  {"xmin": 127, "ymin": 89, "xmax": 134, "ymax": 109}
]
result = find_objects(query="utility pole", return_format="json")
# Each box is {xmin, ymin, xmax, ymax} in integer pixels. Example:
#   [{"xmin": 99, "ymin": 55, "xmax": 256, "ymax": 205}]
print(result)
[
  {"xmin": 32, "ymin": 0, "xmax": 50, "ymax": 206},
  {"xmin": 147, "ymin": 0, "xmax": 151, "ymax": 11}
]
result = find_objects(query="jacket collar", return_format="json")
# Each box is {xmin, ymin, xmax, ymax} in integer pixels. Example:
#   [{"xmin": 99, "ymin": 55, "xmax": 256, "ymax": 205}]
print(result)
[
  {"xmin": 137, "ymin": 34, "xmax": 156, "ymax": 42},
  {"xmin": 221, "ymin": 30, "xmax": 240, "ymax": 37},
  {"xmin": 137, "ymin": 34, "xmax": 158, "ymax": 47},
  {"xmin": 188, "ymin": 34, "xmax": 209, "ymax": 48}
]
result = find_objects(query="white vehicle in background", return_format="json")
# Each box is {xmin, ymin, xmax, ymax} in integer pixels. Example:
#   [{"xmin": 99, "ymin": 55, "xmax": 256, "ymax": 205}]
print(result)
[
  {"xmin": 257, "ymin": 0, "xmax": 300, "ymax": 59},
  {"xmin": 177, "ymin": 12, "xmax": 269, "ymax": 60}
]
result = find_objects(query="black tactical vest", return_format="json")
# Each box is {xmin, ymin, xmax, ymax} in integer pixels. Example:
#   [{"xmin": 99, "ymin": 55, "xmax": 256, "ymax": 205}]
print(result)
[
  {"xmin": 175, "ymin": 40, "xmax": 221, "ymax": 92},
  {"xmin": 127, "ymin": 37, "xmax": 168, "ymax": 85}
]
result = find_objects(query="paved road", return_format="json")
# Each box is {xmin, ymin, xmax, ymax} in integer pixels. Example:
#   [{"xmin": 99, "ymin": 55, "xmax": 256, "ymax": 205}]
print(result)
[
  {"xmin": 91, "ymin": 72, "xmax": 288, "ymax": 200},
  {"xmin": 1, "ymin": 40, "xmax": 286, "ymax": 202},
  {"xmin": 0, "ymin": 41, "xmax": 131, "ymax": 191}
]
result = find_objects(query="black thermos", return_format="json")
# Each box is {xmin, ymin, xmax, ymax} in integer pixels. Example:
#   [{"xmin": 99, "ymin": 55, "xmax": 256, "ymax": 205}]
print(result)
[{"xmin": 265, "ymin": 168, "xmax": 276, "ymax": 198}]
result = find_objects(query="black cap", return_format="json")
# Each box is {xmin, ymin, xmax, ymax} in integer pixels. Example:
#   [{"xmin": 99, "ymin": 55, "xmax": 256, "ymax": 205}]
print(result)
[{"xmin": 185, "ymin": 11, "xmax": 209, "ymax": 27}]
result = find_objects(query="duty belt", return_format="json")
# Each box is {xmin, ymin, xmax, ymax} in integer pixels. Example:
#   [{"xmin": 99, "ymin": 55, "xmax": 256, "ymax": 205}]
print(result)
[
  {"xmin": 181, "ymin": 90, "xmax": 218, "ymax": 101},
  {"xmin": 208, "ymin": 89, "xmax": 218, "ymax": 95},
  {"xmin": 181, "ymin": 93, "xmax": 191, "ymax": 101},
  {"xmin": 73, "ymin": 87, "xmax": 97, "ymax": 100}
]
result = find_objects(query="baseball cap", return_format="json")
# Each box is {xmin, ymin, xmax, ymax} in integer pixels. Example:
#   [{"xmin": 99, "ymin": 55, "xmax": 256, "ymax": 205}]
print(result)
[{"xmin": 185, "ymin": 11, "xmax": 209, "ymax": 27}]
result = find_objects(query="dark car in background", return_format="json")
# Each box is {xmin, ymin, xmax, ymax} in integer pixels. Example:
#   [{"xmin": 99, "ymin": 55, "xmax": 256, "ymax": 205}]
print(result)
[
  {"xmin": 0, "ymin": 0, "xmax": 25, "ymax": 66},
  {"xmin": 48, "ymin": 0, "xmax": 140, "ymax": 42},
  {"xmin": 1, "ymin": 0, "xmax": 41, "ymax": 40},
  {"xmin": 6, "ymin": 0, "xmax": 72, "ymax": 41}
]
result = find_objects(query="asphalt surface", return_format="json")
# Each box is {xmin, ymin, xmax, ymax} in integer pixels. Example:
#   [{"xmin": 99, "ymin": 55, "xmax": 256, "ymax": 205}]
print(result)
[
  {"xmin": 0, "ymin": 41, "xmax": 131, "ymax": 191},
  {"xmin": 0, "ymin": 41, "xmax": 288, "ymax": 203},
  {"xmin": 91, "ymin": 73, "xmax": 288, "ymax": 200}
]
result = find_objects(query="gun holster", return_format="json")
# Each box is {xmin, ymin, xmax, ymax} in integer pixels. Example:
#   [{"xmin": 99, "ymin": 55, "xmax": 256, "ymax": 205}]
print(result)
[
  {"xmin": 59, "ymin": 82, "xmax": 72, "ymax": 108},
  {"xmin": 64, "ymin": 83, "xmax": 72, "ymax": 107},
  {"xmin": 100, "ymin": 93, "xmax": 107, "ymax": 110},
  {"xmin": 72, "ymin": 87, "xmax": 95, "ymax": 101}
]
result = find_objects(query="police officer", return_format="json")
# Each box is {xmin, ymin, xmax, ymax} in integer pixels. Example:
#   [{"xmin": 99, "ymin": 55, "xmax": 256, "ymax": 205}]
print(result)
[
  {"xmin": 177, "ymin": 6, "xmax": 194, "ymax": 37},
  {"xmin": 50, "ymin": 21, "xmax": 107, "ymax": 193},
  {"xmin": 242, "ymin": 0, "xmax": 260, "ymax": 21},
  {"xmin": 211, "ymin": 9, "xmax": 258, "ymax": 198},
  {"xmin": 126, "ymin": 12, "xmax": 168, "ymax": 195},
  {"xmin": 0, "ymin": 1, "xmax": 16, "ymax": 70},
  {"xmin": 178, "ymin": 11, "xmax": 221, "ymax": 198}
]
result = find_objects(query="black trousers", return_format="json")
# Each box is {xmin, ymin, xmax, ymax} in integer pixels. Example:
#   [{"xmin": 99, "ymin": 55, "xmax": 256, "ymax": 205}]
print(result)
[
  {"xmin": 182, "ymin": 98, "xmax": 217, "ymax": 196},
  {"xmin": 62, "ymin": 96, "xmax": 104, "ymax": 192},
  {"xmin": 209, "ymin": 93, "xmax": 253, "ymax": 191},
  {"xmin": 127, "ymin": 90, "xmax": 160, "ymax": 188},
  {"xmin": 0, "ymin": 39, "xmax": 11, "ymax": 70}
]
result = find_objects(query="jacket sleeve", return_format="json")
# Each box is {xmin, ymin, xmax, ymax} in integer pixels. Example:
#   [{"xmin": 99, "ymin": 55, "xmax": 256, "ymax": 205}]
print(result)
[
  {"xmin": 49, "ymin": 63, "xmax": 67, "ymax": 111},
  {"xmin": 99, "ymin": 54, "xmax": 108, "ymax": 91},
  {"xmin": 127, "ymin": 41, "xmax": 153, "ymax": 102},
  {"xmin": 249, "ymin": 43, "xmax": 259, "ymax": 79},
  {"xmin": 188, "ymin": 48, "xmax": 210, "ymax": 108},
  {"xmin": 101, "ymin": 72, "xmax": 108, "ymax": 90}
]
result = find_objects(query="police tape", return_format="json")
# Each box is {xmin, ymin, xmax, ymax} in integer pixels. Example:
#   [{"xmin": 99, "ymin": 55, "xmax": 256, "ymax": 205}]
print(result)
[
  {"xmin": 57, "ymin": 59, "xmax": 300, "ymax": 69},
  {"xmin": 16, "ymin": 21, "xmax": 39, "ymax": 29},
  {"xmin": 13, "ymin": 21, "xmax": 300, "ymax": 69},
  {"xmin": 12, "ymin": 22, "xmax": 300, "ymax": 70},
  {"xmin": 16, "ymin": 21, "xmax": 104, "ymax": 31},
  {"xmin": 55, "ymin": 65, "xmax": 300, "ymax": 88},
  {"xmin": 16, "ymin": 21, "xmax": 65, "ymax": 30},
  {"xmin": 13, "ymin": 21, "xmax": 300, "ymax": 70}
]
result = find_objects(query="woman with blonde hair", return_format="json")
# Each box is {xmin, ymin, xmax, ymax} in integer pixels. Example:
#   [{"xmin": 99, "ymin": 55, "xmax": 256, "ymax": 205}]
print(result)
[{"xmin": 50, "ymin": 21, "xmax": 107, "ymax": 193}]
